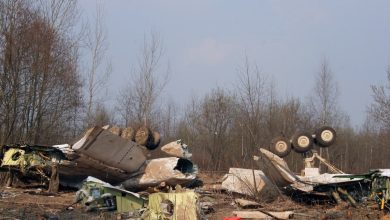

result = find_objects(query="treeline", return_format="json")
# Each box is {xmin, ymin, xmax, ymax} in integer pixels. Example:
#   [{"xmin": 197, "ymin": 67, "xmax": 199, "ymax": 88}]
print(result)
[
  {"xmin": 165, "ymin": 62, "xmax": 390, "ymax": 174},
  {"xmin": 1, "ymin": 0, "xmax": 390, "ymax": 174},
  {"xmin": 0, "ymin": 0, "xmax": 81, "ymax": 144}
]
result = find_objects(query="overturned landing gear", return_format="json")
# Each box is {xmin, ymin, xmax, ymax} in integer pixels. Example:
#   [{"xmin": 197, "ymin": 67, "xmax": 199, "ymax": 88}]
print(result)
[
  {"xmin": 270, "ymin": 137, "xmax": 291, "ymax": 157},
  {"xmin": 269, "ymin": 125, "xmax": 337, "ymax": 158}
]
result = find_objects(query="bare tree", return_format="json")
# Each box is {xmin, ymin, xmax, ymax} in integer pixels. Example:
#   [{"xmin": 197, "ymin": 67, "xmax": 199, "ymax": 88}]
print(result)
[
  {"xmin": 157, "ymin": 99, "xmax": 179, "ymax": 139},
  {"xmin": 88, "ymin": 102, "xmax": 112, "ymax": 127},
  {"xmin": 368, "ymin": 66, "xmax": 390, "ymax": 131},
  {"xmin": 307, "ymin": 59, "xmax": 350, "ymax": 171},
  {"xmin": 117, "ymin": 32, "xmax": 169, "ymax": 128},
  {"xmin": 84, "ymin": 2, "xmax": 111, "ymax": 126},
  {"xmin": 235, "ymin": 56, "xmax": 268, "ymax": 150},
  {"xmin": 309, "ymin": 59, "xmax": 343, "ymax": 127},
  {"xmin": 179, "ymin": 88, "xmax": 237, "ymax": 170},
  {"xmin": 0, "ymin": 0, "xmax": 82, "ymax": 144}
]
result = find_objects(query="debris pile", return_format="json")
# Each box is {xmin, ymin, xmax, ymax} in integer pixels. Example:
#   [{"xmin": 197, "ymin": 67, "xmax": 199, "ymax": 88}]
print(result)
[
  {"xmin": 221, "ymin": 168, "xmax": 279, "ymax": 202},
  {"xmin": 75, "ymin": 176, "xmax": 146, "ymax": 213},
  {"xmin": 1, "ymin": 125, "xmax": 390, "ymax": 219}
]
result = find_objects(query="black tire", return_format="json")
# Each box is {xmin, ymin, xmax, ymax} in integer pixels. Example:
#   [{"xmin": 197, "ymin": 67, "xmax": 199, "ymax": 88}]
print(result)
[
  {"xmin": 291, "ymin": 132, "xmax": 314, "ymax": 153},
  {"xmin": 314, "ymin": 126, "xmax": 336, "ymax": 147},
  {"xmin": 147, "ymin": 131, "xmax": 161, "ymax": 150},
  {"xmin": 270, "ymin": 137, "xmax": 291, "ymax": 158}
]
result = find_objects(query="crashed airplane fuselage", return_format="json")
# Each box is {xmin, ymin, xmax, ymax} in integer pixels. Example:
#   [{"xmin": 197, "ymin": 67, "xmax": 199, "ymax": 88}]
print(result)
[{"xmin": 0, "ymin": 127, "xmax": 197, "ymax": 191}]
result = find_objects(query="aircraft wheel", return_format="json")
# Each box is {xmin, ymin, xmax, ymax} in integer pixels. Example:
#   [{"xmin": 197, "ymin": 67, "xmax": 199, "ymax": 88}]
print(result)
[
  {"xmin": 315, "ymin": 126, "xmax": 336, "ymax": 147},
  {"xmin": 270, "ymin": 137, "xmax": 291, "ymax": 158},
  {"xmin": 292, "ymin": 132, "xmax": 313, "ymax": 153}
]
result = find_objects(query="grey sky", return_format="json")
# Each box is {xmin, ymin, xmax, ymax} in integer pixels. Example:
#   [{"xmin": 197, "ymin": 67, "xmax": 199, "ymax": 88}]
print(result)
[{"xmin": 79, "ymin": 0, "xmax": 390, "ymax": 127}]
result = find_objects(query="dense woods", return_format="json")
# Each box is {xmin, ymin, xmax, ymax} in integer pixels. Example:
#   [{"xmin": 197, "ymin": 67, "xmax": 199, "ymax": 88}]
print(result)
[{"xmin": 1, "ymin": 0, "xmax": 390, "ymax": 175}]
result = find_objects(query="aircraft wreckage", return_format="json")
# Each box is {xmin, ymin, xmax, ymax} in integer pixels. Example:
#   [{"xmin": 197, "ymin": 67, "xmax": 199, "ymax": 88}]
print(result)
[
  {"xmin": 0, "ymin": 126, "xmax": 197, "ymax": 191},
  {"xmin": 1, "ymin": 125, "xmax": 390, "ymax": 215},
  {"xmin": 259, "ymin": 126, "xmax": 390, "ymax": 210}
]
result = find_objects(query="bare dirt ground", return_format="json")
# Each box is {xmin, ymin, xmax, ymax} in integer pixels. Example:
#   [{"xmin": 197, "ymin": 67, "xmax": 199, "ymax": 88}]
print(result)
[
  {"xmin": 0, "ymin": 187, "xmax": 105, "ymax": 219},
  {"xmin": 204, "ymin": 192, "xmax": 385, "ymax": 219},
  {"xmin": 0, "ymin": 172, "xmax": 388, "ymax": 220}
]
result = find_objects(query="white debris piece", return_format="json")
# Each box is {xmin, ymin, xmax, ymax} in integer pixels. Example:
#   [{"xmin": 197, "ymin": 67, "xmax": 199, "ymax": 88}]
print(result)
[
  {"xmin": 161, "ymin": 140, "xmax": 192, "ymax": 159},
  {"xmin": 378, "ymin": 169, "xmax": 390, "ymax": 177},
  {"xmin": 221, "ymin": 168, "xmax": 279, "ymax": 202},
  {"xmin": 52, "ymin": 144, "xmax": 74, "ymax": 154},
  {"xmin": 121, "ymin": 157, "xmax": 198, "ymax": 190}
]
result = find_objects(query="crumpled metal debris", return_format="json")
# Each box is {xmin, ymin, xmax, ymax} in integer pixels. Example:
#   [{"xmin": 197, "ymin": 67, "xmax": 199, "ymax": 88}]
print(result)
[
  {"xmin": 0, "ymin": 126, "xmax": 198, "ymax": 192},
  {"xmin": 71, "ymin": 126, "xmax": 146, "ymax": 174},
  {"xmin": 259, "ymin": 148, "xmax": 362, "ymax": 192},
  {"xmin": 75, "ymin": 176, "xmax": 146, "ymax": 213},
  {"xmin": 121, "ymin": 157, "xmax": 198, "ymax": 191},
  {"xmin": 221, "ymin": 168, "xmax": 279, "ymax": 202},
  {"xmin": 161, "ymin": 140, "xmax": 192, "ymax": 159},
  {"xmin": 57, "ymin": 126, "xmax": 148, "ymax": 185},
  {"xmin": 0, "ymin": 144, "xmax": 71, "ymax": 183}
]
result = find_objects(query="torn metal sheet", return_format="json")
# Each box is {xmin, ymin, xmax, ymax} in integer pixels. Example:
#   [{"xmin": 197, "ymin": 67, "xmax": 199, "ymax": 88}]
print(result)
[
  {"xmin": 58, "ymin": 152, "xmax": 133, "ymax": 186},
  {"xmin": 221, "ymin": 168, "xmax": 279, "ymax": 202},
  {"xmin": 76, "ymin": 176, "xmax": 146, "ymax": 213},
  {"xmin": 52, "ymin": 144, "xmax": 73, "ymax": 155},
  {"xmin": 259, "ymin": 148, "xmax": 299, "ymax": 187},
  {"xmin": 1, "ymin": 127, "xmax": 198, "ymax": 191},
  {"xmin": 337, "ymin": 169, "xmax": 390, "ymax": 210},
  {"xmin": 161, "ymin": 140, "xmax": 192, "ymax": 159},
  {"xmin": 55, "ymin": 126, "xmax": 149, "ymax": 185},
  {"xmin": 260, "ymin": 148, "xmax": 365, "ymax": 195},
  {"xmin": 1, "ymin": 148, "xmax": 25, "ymax": 166},
  {"xmin": 121, "ymin": 157, "xmax": 198, "ymax": 191},
  {"xmin": 0, "ymin": 144, "xmax": 71, "ymax": 181},
  {"xmin": 147, "ymin": 191, "xmax": 199, "ymax": 220},
  {"xmin": 299, "ymin": 173, "xmax": 360, "ymax": 185},
  {"xmin": 72, "ymin": 126, "xmax": 146, "ymax": 173}
]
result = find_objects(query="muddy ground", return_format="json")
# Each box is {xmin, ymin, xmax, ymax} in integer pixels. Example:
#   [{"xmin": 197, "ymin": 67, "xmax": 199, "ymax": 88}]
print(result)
[{"xmin": 0, "ymin": 172, "xmax": 389, "ymax": 220}]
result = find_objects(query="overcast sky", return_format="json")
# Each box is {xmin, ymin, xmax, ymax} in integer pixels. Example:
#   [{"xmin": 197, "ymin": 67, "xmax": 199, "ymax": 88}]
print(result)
[{"xmin": 79, "ymin": 1, "xmax": 390, "ymax": 127}]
